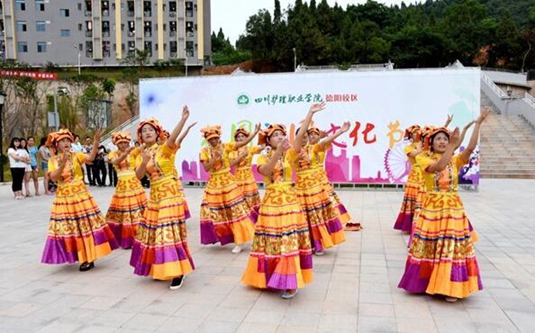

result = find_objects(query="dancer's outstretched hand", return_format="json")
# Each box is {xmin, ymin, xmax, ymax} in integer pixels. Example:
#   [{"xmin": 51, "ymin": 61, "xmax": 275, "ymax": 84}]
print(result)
[
  {"xmin": 450, "ymin": 127, "xmax": 461, "ymax": 147},
  {"xmin": 309, "ymin": 102, "xmax": 326, "ymax": 114},
  {"xmin": 341, "ymin": 121, "xmax": 351, "ymax": 132},
  {"xmin": 477, "ymin": 107, "xmax": 491, "ymax": 125},
  {"xmin": 276, "ymin": 139, "xmax": 291, "ymax": 153},
  {"xmin": 182, "ymin": 105, "xmax": 190, "ymax": 119}
]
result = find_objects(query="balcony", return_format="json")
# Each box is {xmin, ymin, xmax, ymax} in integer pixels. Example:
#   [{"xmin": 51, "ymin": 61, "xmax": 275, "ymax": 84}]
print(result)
[
  {"xmin": 127, "ymin": 11, "xmax": 134, "ymax": 17},
  {"xmin": 128, "ymin": 31, "xmax": 135, "ymax": 37},
  {"xmin": 103, "ymin": 31, "xmax": 110, "ymax": 37},
  {"xmin": 144, "ymin": 11, "xmax": 152, "ymax": 17},
  {"xmin": 85, "ymin": 31, "xmax": 93, "ymax": 37},
  {"xmin": 169, "ymin": 31, "xmax": 176, "ymax": 37},
  {"xmin": 169, "ymin": 12, "xmax": 176, "ymax": 17},
  {"xmin": 145, "ymin": 31, "xmax": 152, "ymax": 38},
  {"xmin": 85, "ymin": 10, "xmax": 91, "ymax": 16},
  {"xmin": 102, "ymin": 10, "xmax": 109, "ymax": 17}
]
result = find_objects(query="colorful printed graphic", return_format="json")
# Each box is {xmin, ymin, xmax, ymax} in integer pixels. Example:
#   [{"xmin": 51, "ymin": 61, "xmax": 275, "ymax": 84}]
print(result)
[{"xmin": 140, "ymin": 69, "xmax": 481, "ymax": 185}]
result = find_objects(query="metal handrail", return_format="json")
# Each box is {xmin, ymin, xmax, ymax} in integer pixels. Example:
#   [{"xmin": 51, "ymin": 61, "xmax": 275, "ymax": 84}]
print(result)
[
  {"xmin": 523, "ymin": 92, "xmax": 535, "ymax": 108},
  {"xmin": 481, "ymin": 72, "xmax": 508, "ymax": 98},
  {"xmin": 100, "ymin": 115, "xmax": 140, "ymax": 142}
]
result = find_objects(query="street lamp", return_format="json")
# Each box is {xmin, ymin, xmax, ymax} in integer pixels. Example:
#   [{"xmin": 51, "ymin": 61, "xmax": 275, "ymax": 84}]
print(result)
[
  {"xmin": 74, "ymin": 44, "xmax": 81, "ymax": 75},
  {"xmin": 52, "ymin": 88, "xmax": 70, "ymax": 130},
  {"xmin": 0, "ymin": 91, "xmax": 6, "ymax": 183},
  {"xmin": 293, "ymin": 48, "xmax": 297, "ymax": 71}
]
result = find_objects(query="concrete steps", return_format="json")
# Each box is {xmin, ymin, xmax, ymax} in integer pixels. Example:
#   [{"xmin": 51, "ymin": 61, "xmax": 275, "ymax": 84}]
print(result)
[{"xmin": 479, "ymin": 112, "xmax": 535, "ymax": 179}]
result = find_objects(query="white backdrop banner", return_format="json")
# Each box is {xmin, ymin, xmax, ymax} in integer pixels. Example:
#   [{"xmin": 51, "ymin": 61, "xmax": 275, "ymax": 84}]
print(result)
[{"xmin": 139, "ymin": 68, "xmax": 480, "ymax": 185}]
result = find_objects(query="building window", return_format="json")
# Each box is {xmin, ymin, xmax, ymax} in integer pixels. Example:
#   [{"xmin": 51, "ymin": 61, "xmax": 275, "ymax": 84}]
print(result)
[
  {"xmin": 186, "ymin": 21, "xmax": 194, "ymax": 37},
  {"xmin": 103, "ymin": 41, "xmax": 110, "ymax": 57},
  {"xmin": 16, "ymin": 21, "xmax": 27, "ymax": 32},
  {"xmin": 16, "ymin": 1, "xmax": 26, "ymax": 11},
  {"xmin": 79, "ymin": 43, "xmax": 83, "ymax": 51},
  {"xmin": 35, "ymin": 0, "xmax": 45, "ymax": 11},
  {"xmin": 37, "ymin": 42, "xmax": 47, "ymax": 53},
  {"xmin": 102, "ymin": 1, "xmax": 109, "ymax": 16},
  {"xmin": 17, "ymin": 42, "xmax": 28, "ymax": 53},
  {"xmin": 103, "ymin": 21, "xmax": 110, "ymax": 37},
  {"xmin": 144, "ymin": 41, "xmax": 152, "ymax": 56},
  {"xmin": 143, "ymin": 1, "xmax": 151, "ymax": 17},
  {"xmin": 186, "ymin": 41, "xmax": 194, "ymax": 57},
  {"xmin": 128, "ymin": 21, "xmax": 135, "ymax": 36},
  {"xmin": 36, "ymin": 21, "xmax": 46, "ymax": 32},
  {"xmin": 86, "ymin": 41, "xmax": 93, "ymax": 57},
  {"xmin": 60, "ymin": 9, "xmax": 70, "ymax": 17},
  {"xmin": 128, "ymin": 41, "xmax": 135, "ymax": 56},
  {"xmin": 85, "ymin": 0, "xmax": 92, "ymax": 15},
  {"xmin": 61, "ymin": 29, "xmax": 71, "ymax": 37},
  {"xmin": 85, "ymin": 21, "xmax": 93, "ymax": 36},
  {"xmin": 127, "ymin": 1, "xmax": 134, "ymax": 16},
  {"xmin": 185, "ymin": 1, "xmax": 193, "ymax": 17},
  {"xmin": 78, "ymin": 23, "xmax": 83, "ymax": 31},
  {"xmin": 77, "ymin": 3, "xmax": 82, "ymax": 10}
]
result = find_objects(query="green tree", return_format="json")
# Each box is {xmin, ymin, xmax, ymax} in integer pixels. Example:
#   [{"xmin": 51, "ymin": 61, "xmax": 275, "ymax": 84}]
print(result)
[{"xmin": 441, "ymin": 0, "xmax": 496, "ymax": 64}]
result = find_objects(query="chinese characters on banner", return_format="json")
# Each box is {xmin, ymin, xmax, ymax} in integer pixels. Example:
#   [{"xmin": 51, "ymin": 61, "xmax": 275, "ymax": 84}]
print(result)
[{"xmin": 0, "ymin": 70, "xmax": 58, "ymax": 80}]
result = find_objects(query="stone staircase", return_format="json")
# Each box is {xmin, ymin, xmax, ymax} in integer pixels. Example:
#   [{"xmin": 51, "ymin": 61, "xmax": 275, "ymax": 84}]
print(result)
[{"xmin": 479, "ymin": 112, "xmax": 535, "ymax": 179}]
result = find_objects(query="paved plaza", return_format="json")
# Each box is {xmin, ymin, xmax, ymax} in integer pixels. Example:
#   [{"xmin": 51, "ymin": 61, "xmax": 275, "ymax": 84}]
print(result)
[{"xmin": 0, "ymin": 179, "xmax": 534, "ymax": 333}]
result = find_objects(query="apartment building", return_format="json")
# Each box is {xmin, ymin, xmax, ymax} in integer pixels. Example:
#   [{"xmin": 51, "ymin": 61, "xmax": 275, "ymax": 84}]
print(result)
[{"xmin": 0, "ymin": 0, "xmax": 211, "ymax": 68}]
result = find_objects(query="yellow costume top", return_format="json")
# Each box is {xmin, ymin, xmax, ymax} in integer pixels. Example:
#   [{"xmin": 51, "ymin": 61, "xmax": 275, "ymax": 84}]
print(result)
[
  {"xmin": 404, "ymin": 142, "xmax": 420, "ymax": 165},
  {"xmin": 48, "ymin": 152, "xmax": 87, "ymax": 184},
  {"xmin": 136, "ymin": 143, "xmax": 179, "ymax": 181},
  {"xmin": 199, "ymin": 142, "xmax": 237, "ymax": 172},
  {"xmin": 416, "ymin": 153, "xmax": 468, "ymax": 193},
  {"xmin": 310, "ymin": 143, "xmax": 331, "ymax": 169},
  {"xmin": 287, "ymin": 144, "xmax": 328, "ymax": 172},
  {"xmin": 229, "ymin": 145, "xmax": 264, "ymax": 169},
  {"xmin": 257, "ymin": 151, "xmax": 292, "ymax": 186},
  {"xmin": 109, "ymin": 149, "xmax": 140, "ymax": 173}
]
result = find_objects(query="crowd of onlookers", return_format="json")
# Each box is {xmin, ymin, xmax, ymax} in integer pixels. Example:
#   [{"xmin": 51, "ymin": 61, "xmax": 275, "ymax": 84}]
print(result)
[{"xmin": 5, "ymin": 134, "xmax": 148, "ymax": 200}]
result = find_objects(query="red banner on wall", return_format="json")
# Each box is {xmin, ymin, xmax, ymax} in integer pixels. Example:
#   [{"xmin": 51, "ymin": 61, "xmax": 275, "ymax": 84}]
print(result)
[{"xmin": 0, "ymin": 70, "xmax": 58, "ymax": 80}]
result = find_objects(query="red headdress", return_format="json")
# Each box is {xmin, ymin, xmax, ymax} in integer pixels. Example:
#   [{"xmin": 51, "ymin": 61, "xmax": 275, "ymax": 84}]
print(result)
[
  {"xmin": 111, "ymin": 131, "xmax": 131, "ymax": 145},
  {"xmin": 137, "ymin": 118, "xmax": 165, "ymax": 143},
  {"xmin": 200, "ymin": 125, "xmax": 222, "ymax": 141},
  {"xmin": 258, "ymin": 124, "xmax": 287, "ymax": 146}
]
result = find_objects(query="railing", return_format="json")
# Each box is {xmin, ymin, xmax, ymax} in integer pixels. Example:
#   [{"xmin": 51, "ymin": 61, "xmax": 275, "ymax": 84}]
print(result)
[
  {"xmin": 523, "ymin": 92, "xmax": 535, "ymax": 109},
  {"xmin": 481, "ymin": 72, "xmax": 508, "ymax": 98},
  {"xmin": 100, "ymin": 115, "xmax": 140, "ymax": 143},
  {"xmin": 481, "ymin": 67, "xmax": 523, "ymax": 74}
]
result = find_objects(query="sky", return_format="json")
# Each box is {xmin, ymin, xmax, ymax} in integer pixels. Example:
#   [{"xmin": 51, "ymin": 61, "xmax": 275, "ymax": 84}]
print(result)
[{"xmin": 211, "ymin": 0, "xmax": 411, "ymax": 45}]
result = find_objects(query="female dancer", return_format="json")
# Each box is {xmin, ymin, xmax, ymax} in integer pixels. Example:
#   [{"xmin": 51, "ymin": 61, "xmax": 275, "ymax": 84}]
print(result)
[
  {"xmin": 241, "ymin": 123, "xmax": 313, "ymax": 299},
  {"xmin": 308, "ymin": 125, "xmax": 360, "ymax": 231},
  {"xmin": 160, "ymin": 124, "xmax": 198, "ymax": 220},
  {"xmin": 41, "ymin": 129, "xmax": 117, "ymax": 271},
  {"xmin": 287, "ymin": 103, "xmax": 345, "ymax": 256},
  {"xmin": 199, "ymin": 124, "xmax": 259, "ymax": 253},
  {"xmin": 398, "ymin": 108, "xmax": 489, "ymax": 302},
  {"xmin": 105, "ymin": 132, "xmax": 148, "ymax": 249},
  {"xmin": 229, "ymin": 126, "xmax": 264, "ymax": 221},
  {"xmin": 393, "ymin": 125, "xmax": 422, "ymax": 233},
  {"xmin": 130, "ymin": 108, "xmax": 195, "ymax": 290}
]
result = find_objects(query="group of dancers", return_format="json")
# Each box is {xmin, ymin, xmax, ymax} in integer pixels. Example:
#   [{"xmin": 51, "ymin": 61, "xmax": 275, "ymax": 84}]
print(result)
[
  {"xmin": 39, "ymin": 101, "xmax": 489, "ymax": 302},
  {"xmin": 394, "ymin": 108, "xmax": 490, "ymax": 302},
  {"xmin": 40, "ymin": 103, "xmax": 359, "ymax": 299}
]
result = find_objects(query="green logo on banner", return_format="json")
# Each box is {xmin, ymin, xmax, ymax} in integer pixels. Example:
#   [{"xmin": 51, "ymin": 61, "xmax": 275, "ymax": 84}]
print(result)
[{"xmin": 237, "ymin": 94, "xmax": 250, "ymax": 107}]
